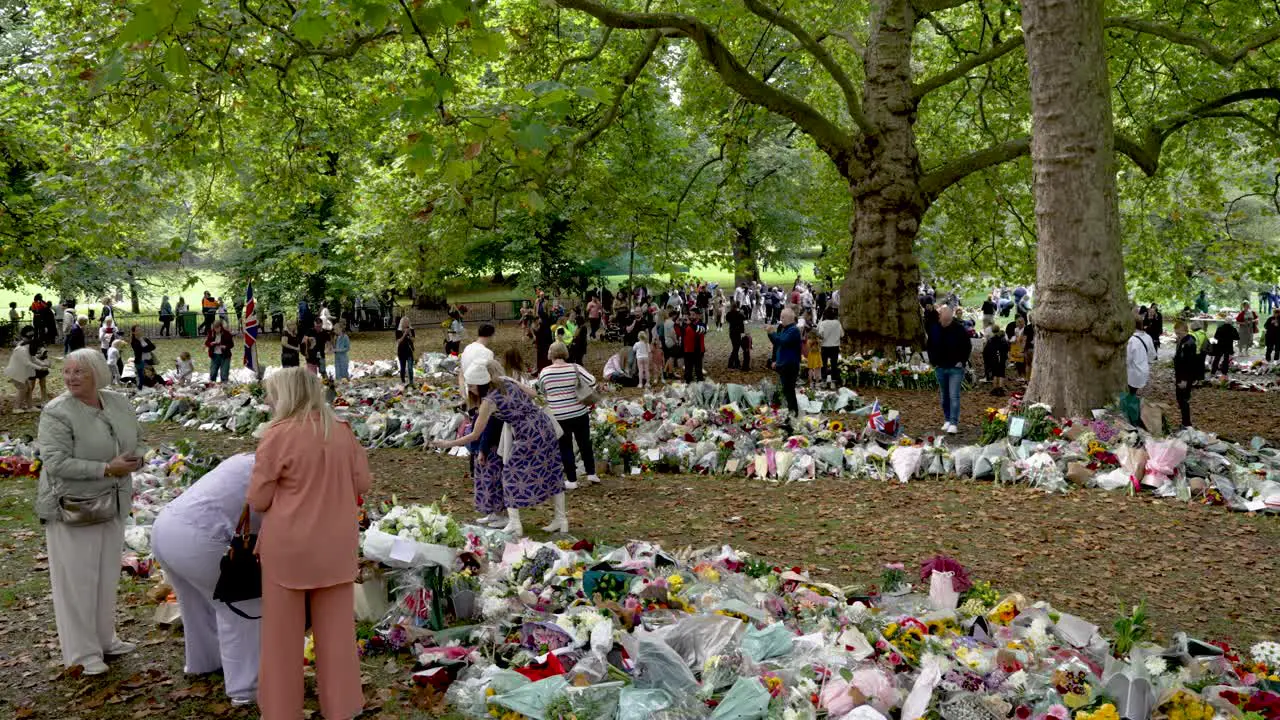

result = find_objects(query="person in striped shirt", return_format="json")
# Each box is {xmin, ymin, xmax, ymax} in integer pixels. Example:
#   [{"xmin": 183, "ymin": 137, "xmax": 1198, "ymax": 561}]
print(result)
[{"xmin": 536, "ymin": 342, "xmax": 600, "ymax": 489}]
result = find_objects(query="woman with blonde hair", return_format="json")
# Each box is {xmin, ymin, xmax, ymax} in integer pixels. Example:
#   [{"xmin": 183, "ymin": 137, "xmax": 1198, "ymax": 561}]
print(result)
[
  {"xmin": 249, "ymin": 368, "xmax": 370, "ymax": 720},
  {"xmin": 36, "ymin": 348, "xmax": 143, "ymax": 674},
  {"xmin": 396, "ymin": 316, "xmax": 415, "ymax": 384}
]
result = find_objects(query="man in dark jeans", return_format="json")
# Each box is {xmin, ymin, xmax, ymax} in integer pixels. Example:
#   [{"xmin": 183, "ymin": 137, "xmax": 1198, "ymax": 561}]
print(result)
[
  {"xmin": 1173, "ymin": 320, "xmax": 1198, "ymax": 428},
  {"xmin": 682, "ymin": 310, "xmax": 706, "ymax": 382},
  {"xmin": 927, "ymin": 305, "xmax": 972, "ymax": 435},
  {"xmin": 726, "ymin": 302, "xmax": 746, "ymax": 369},
  {"xmin": 768, "ymin": 308, "xmax": 803, "ymax": 415}
]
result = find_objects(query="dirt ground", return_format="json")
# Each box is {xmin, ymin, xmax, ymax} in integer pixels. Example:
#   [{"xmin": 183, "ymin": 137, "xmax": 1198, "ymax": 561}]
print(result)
[{"xmin": 1, "ymin": 324, "xmax": 1277, "ymax": 719}]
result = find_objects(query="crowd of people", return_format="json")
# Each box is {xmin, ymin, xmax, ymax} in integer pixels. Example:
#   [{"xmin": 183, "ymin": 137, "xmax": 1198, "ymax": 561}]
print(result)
[{"xmin": 13, "ymin": 275, "xmax": 1280, "ymax": 717}]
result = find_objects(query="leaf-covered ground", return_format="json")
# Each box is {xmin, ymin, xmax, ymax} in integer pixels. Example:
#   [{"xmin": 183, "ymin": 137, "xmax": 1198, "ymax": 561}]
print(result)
[{"xmin": 1, "ymin": 326, "xmax": 1278, "ymax": 719}]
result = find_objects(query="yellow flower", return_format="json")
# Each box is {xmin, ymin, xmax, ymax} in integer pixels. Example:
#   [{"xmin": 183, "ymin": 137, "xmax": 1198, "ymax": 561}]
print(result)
[
  {"xmin": 667, "ymin": 574, "xmax": 684, "ymax": 590},
  {"xmin": 1064, "ymin": 693, "xmax": 1089, "ymax": 710},
  {"xmin": 828, "ymin": 420, "xmax": 844, "ymax": 432}
]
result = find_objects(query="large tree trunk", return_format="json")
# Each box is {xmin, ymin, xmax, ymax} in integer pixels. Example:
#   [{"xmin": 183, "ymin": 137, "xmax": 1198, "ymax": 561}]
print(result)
[
  {"xmin": 731, "ymin": 223, "xmax": 762, "ymax": 287},
  {"xmin": 839, "ymin": 0, "xmax": 926, "ymax": 353},
  {"xmin": 1021, "ymin": 0, "xmax": 1130, "ymax": 415}
]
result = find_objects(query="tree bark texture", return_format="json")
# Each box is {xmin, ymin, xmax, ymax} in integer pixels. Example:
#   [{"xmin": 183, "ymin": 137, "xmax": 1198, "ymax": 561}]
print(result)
[
  {"xmin": 731, "ymin": 223, "xmax": 762, "ymax": 287},
  {"xmin": 839, "ymin": 0, "xmax": 927, "ymax": 353},
  {"xmin": 1021, "ymin": 0, "xmax": 1131, "ymax": 415}
]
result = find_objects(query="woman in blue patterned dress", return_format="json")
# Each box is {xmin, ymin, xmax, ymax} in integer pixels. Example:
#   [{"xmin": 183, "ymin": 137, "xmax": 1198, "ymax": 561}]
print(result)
[{"xmin": 432, "ymin": 361, "xmax": 566, "ymax": 536}]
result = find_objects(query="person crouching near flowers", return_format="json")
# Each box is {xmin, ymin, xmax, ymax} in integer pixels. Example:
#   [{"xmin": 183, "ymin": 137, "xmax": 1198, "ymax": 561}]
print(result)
[
  {"xmin": 249, "ymin": 368, "xmax": 371, "ymax": 720},
  {"xmin": 431, "ymin": 361, "xmax": 566, "ymax": 537}
]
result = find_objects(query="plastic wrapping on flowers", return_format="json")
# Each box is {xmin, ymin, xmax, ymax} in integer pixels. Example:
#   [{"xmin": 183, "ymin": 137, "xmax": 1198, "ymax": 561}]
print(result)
[
  {"xmin": 350, "ymin": 505, "xmax": 1279, "ymax": 720},
  {"xmin": 116, "ymin": 371, "xmax": 1280, "ymax": 512}
]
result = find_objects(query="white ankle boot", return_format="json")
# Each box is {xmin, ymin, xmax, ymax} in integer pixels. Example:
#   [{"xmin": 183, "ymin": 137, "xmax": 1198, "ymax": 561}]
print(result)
[
  {"xmin": 541, "ymin": 494, "xmax": 569, "ymax": 534},
  {"xmin": 501, "ymin": 508, "xmax": 523, "ymax": 536}
]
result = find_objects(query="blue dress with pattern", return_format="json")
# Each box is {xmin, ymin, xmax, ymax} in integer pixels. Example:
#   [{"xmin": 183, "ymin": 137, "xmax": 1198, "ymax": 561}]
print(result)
[
  {"xmin": 471, "ymin": 411, "xmax": 505, "ymax": 514},
  {"xmin": 489, "ymin": 380, "xmax": 564, "ymax": 509}
]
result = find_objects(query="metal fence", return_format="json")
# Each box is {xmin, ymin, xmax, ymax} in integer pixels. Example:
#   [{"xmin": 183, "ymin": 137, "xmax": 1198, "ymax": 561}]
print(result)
[{"xmin": 24, "ymin": 300, "xmax": 529, "ymax": 342}]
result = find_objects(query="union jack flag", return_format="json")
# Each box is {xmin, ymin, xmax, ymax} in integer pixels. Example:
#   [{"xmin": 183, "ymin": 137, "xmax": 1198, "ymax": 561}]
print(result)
[
  {"xmin": 867, "ymin": 399, "xmax": 885, "ymax": 432},
  {"xmin": 243, "ymin": 282, "xmax": 258, "ymax": 368}
]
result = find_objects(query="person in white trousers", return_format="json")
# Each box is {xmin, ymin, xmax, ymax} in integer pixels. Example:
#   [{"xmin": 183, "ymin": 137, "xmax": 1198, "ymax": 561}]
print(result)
[
  {"xmin": 151, "ymin": 453, "xmax": 261, "ymax": 705},
  {"xmin": 35, "ymin": 349, "xmax": 143, "ymax": 675}
]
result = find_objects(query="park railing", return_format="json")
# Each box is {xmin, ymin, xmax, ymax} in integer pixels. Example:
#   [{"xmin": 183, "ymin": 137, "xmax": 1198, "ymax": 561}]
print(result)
[{"xmin": 16, "ymin": 300, "xmax": 530, "ymax": 344}]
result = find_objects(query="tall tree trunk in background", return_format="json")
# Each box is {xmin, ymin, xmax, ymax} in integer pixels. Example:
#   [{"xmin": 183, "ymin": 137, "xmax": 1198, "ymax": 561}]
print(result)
[
  {"xmin": 1021, "ymin": 0, "xmax": 1130, "ymax": 415},
  {"xmin": 127, "ymin": 270, "xmax": 140, "ymax": 313},
  {"xmin": 731, "ymin": 223, "xmax": 761, "ymax": 287},
  {"xmin": 839, "ymin": 0, "xmax": 926, "ymax": 354}
]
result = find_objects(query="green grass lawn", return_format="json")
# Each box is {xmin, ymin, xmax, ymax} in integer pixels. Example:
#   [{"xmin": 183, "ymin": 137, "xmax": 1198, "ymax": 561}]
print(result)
[{"xmin": 1, "ymin": 269, "xmax": 233, "ymax": 316}]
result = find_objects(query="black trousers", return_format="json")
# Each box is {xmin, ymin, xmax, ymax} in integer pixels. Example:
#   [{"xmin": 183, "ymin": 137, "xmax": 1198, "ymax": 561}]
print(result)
[
  {"xmin": 684, "ymin": 351, "xmax": 704, "ymax": 382},
  {"xmin": 159, "ymin": 319, "xmax": 172, "ymax": 336},
  {"xmin": 557, "ymin": 413, "xmax": 595, "ymax": 484},
  {"xmin": 777, "ymin": 364, "xmax": 799, "ymax": 413},
  {"xmin": 198, "ymin": 311, "xmax": 214, "ymax": 335},
  {"xmin": 1210, "ymin": 352, "xmax": 1232, "ymax": 375},
  {"xmin": 1267, "ymin": 338, "xmax": 1279, "ymax": 362},
  {"xmin": 728, "ymin": 333, "xmax": 742, "ymax": 369},
  {"xmin": 821, "ymin": 347, "xmax": 840, "ymax": 384},
  {"xmin": 1175, "ymin": 383, "xmax": 1192, "ymax": 428}
]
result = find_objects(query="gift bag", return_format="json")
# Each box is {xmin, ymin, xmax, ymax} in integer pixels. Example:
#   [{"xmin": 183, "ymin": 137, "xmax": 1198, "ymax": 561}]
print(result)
[{"xmin": 929, "ymin": 570, "xmax": 959, "ymax": 611}]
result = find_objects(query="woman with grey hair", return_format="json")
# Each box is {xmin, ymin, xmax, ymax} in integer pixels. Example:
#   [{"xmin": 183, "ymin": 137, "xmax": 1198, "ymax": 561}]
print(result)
[{"xmin": 36, "ymin": 348, "xmax": 143, "ymax": 674}]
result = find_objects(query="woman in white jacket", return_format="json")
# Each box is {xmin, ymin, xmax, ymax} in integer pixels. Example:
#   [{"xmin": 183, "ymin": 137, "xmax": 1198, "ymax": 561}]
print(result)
[
  {"xmin": 151, "ymin": 454, "xmax": 261, "ymax": 706},
  {"xmin": 36, "ymin": 348, "xmax": 143, "ymax": 674}
]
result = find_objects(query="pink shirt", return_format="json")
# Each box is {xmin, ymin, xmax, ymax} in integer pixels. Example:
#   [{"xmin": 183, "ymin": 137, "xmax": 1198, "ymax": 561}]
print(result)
[{"xmin": 249, "ymin": 415, "xmax": 372, "ymax": 589}]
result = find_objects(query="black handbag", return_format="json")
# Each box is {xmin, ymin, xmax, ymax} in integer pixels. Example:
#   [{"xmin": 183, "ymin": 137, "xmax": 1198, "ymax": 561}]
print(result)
[{"xmin": 212, "ymin": 504, "xmax": 261, "ymax": 620}]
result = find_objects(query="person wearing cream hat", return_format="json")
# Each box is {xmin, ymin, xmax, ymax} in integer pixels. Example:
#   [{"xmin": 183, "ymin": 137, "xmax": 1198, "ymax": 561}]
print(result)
[{"xmin": 433, "ymin": 361, "xmax": 566, "ymax": 536}]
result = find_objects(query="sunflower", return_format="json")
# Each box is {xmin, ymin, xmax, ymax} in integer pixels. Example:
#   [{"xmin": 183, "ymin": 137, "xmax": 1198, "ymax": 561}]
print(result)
[{"xmin": 828, "ymin": 420, "xmax": 844, "ymax": 432}]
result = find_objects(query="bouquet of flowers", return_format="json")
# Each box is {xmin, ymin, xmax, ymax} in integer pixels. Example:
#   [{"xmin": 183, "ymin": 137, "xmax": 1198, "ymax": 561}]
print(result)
[{"xmin": 374, "ymin": 503, "xmax": 465, "ymax": 547}]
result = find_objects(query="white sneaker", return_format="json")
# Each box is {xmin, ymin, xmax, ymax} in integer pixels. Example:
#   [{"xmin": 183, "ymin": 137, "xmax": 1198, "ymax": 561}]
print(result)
[
  {"xmin": 940, "ymin": 423, "xmax": 950, "ymax": 431},
  {"xmin": 231, "ymin": 698, "xmax": 255, "ymax": 707},
  {"xmin": 945, "ymin": 424, "xmax": 958, "ymax": 434},
  {"xmin": 82, "ymin": 658, "xmax": 110, "ymax": 676},
  {"xmin": 563, "ymin": 480, "xmax": 579, "ymax": 490},
  {"xmin": 586, "ymin": 474, "xmax": 601, "ymax": 485},
  {"xmin": 485, "ymin": 516, "xmax": 508, "ymax": 529},
  {"xmin": 105, "ymin": 640, "xmax": 136, "ymax": 656},
  {"xmin": 475, "ymin": 514, "xmax": 499, "ymax": 526}
]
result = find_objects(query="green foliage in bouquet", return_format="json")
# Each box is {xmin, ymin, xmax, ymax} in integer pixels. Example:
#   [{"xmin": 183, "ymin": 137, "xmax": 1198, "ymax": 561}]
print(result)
[{"xmin": 1111, "ymin": 600, "xmax": 1150, "ymax": 658}]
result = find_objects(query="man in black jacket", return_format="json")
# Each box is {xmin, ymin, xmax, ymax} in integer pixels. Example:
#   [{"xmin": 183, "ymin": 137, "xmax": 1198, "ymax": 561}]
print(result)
[
  {"xmin": 1173, "ymin": 320, "xmax": 1198, "ymax": 428},
  {"xmin": 927, "ymin": 306, "xmax": 972, "ymax": 434},
  {"xmin": 726, "ymin": 302, "xmax": 746, "ymax": 369}
]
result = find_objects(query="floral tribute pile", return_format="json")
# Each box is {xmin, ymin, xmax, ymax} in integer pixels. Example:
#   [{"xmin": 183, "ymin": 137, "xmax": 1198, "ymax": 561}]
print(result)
[
  {"xmin": 352, "ymin": 503, "xmax": 1280, "ymax": 720},
  {"xmin": 839, "ymin": 355, "xmax": 960, "ymax": 391},
  {"xmin": 0, "ymin": 435, "xmax": 41, "ymax": 479},
  {"xmin": 119, "ymin": 363, "xmax": 1280, "ymax": 513}
]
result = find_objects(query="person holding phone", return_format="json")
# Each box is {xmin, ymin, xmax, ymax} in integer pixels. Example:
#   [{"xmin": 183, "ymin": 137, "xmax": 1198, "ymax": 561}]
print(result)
[{"xmin": 35, "ymin": 348, "xmax": 143, "ymax": 675}]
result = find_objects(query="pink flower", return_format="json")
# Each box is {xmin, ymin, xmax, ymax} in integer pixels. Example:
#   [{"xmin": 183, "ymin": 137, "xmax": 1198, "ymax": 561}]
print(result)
[
  {"xmin": 884, "ymin": 562, "xmax": 905, "ymax": 571},
  {"xmin": 1046, "ymin": 705, "xmax": 1070, "ymax": 720}
]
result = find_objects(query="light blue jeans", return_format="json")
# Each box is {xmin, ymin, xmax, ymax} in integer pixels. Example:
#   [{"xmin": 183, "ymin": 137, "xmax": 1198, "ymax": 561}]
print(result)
[{"xmin": 935, "ymin": 366, "xmax": 964, "ymax": 425}]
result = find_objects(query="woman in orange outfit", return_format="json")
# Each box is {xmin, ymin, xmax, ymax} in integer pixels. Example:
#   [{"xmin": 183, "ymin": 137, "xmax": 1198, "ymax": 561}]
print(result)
[{"xmin": 249, "ymin": 368, "xmax": 371, "ymax": 720}]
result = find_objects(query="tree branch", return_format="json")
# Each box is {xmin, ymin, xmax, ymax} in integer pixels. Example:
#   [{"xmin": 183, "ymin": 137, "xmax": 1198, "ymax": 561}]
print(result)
[
  {"xmin": 741, "ymin": 0, "xmax": 873, "ymax": 135},
  {"xmin": 921, "ymin": 87, "xmax": 1280, "ymax": 197},
  {"xmin": 554, "ymin": 26, "xmax": 613, "ymax": 81},
  {"xmin": 913, "ymin": 32, "xmax": 1024, "ymax": 99},
  {"xmin": 570, "ymin": 30, "xmax": 663, "ymax": 153},
  {"xmin": 919, "ymin": 136, "xmax": 1028, "ymax": 199},
  {"xmin": 912, "ymin": 0, "xmax": 977, "ymax": 15},
  {"xmin": 1105, "ymin": 16, "xmax": 1280, "ymax": 67},
  {"xmin": 553, "ymin": 0, "xmax": 856, "ymax": 169}
]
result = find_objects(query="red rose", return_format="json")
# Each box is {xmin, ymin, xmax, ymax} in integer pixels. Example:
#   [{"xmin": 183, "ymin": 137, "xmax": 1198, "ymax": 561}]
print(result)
[
  {"xmin": 1016, "ymin": 707, "xmax": 1032, "ymax": 720},
  {"xmin": 643, "ymin": 411, "xmax": 655, "ymax": 421},
  {"xmin": 1051, "ymin": 427, "xmax": 1063, "ymax": 436}
]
